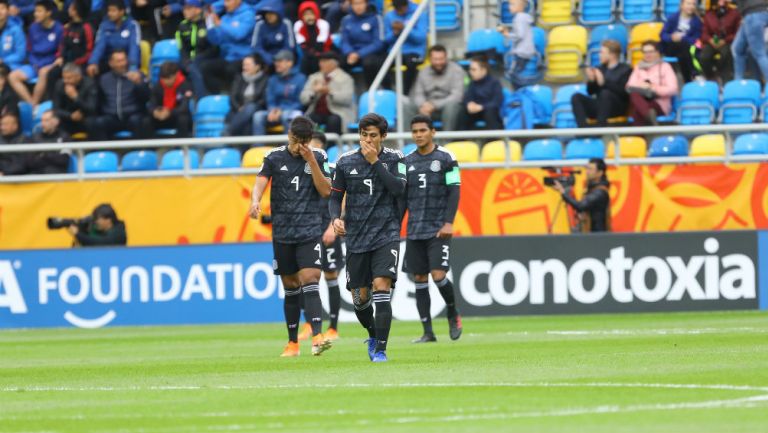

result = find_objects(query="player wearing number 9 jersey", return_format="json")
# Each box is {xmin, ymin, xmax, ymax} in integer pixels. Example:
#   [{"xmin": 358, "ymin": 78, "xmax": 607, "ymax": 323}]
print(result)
[{"xmin": 329, "ymin": 113, "xmax": 407, "ymax": 363}]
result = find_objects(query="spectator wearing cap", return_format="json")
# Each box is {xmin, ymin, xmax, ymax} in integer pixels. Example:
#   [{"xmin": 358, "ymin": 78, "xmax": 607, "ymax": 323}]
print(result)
[
  {"xmin": 340, "ymin": 0, "xmax": 385, "ymax": 87},
  {"xmin": 0, "ymin": 65, "xmax": 19, "ymax": 117},
  {"xmin": 53, "ymin": 62, "xmax": 98, "ymax": 136},
  {"xmin": 300, "ymin": 51, "xmax": 354, "ymax": 135},
  {"xmin": 45, "ymin": 0, "xmax": 94, "ymax": 101},
  {"xmin": 28, "ymin": 110, "xmax": 70, "ymax": 174},
  {"xmin": 8, "ymin": 0, "xmax": 63, "ymax": 106},
  {"xmin": 384, "ymin": 0, "xmax": 426, "ymax": 95},
  {"xmin": 404, "ymin": 44, "xmax": 464, "ymax": 131},
  {"xmin": 224, "ymin": 53, "xmax": 268, "ymax": 136},
  {"xmin": 175, "ymin": 0, "xmax": 217, "ymax": 98},
  {"xmin": 87, "ymin": 0, "xmax": 142, "ymax": 78},
  {"xmin": 252, "ymin": 0, "xmax": 295, "ymax": 67},
  {"xmin": 145, "ymin": 62, "xmax": 193, "ymax": 137},
  {"xmin": 252, "ymin": 49, "xmax": 306, "ymax": 136},
  {"xmin": 294, "ymin": 0, "xmax": 333, "ymax": 76},
  {"xmin": 203, "ymin": 0, "xmax": 255, "ymax": 93},
  {"xmin": 0, "ymin": 0, "xmax": 27, "ymax": 74}
]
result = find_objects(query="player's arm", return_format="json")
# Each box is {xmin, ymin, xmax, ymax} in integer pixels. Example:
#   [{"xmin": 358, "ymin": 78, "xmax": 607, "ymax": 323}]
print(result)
[
  {"xmin": 302, "ymin": 144, "xmax": 332, "ymax": 197},
  {"xmin": 437, "ymin": 161, "xmax": 461, "ymax": 239},
  {"xmin": 371, "ymin": 159, "xmax": 406, "ymax": 196},
  {"xmin": 329, "ymin": 163, "xmax": 347, "ymax": 235},
  {"xmin": 249, "ymin": 157, "xmax": 273, "ymax": 218}
]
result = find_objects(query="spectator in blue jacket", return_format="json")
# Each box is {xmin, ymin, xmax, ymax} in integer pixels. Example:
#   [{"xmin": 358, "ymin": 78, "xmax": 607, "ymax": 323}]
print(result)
[
  {"xmin": 458, "ymin": 56, "xmax": 503, "ymax": 131},
  {"xmin": 202, "ymin": 0, "xmax": 255, "ymax": 93},
  {"xmin": 8, "ymin": 0, "xmax": 62, "ymax": 106},
  {"xmin": 87, "ymin": 0, "xmax": 142, "ymax": 79},
  {"xmin": 384, "ymin": 0, "xmax": 425, "ymax": 95},
  {"xmin": 0, "ymin": 0, "xmax": 26, "ymax": 73},
  {"xmin": 9, "ymin": 0, "xmax": 33, "ymax": 26},
  {"xmin": 340, "ymin": 0, "xmax": 385, "ymax": 87},
  {"xmin": 252, "ymin": 0, "xmax": 295, "ymax": 67},
  {"xmin": 660, "ymin": 0, "xmax": 702, "ymax": 82},
  {"xmin": 252, "ymin": 49, "xmax": 306, "ymax": 136}
]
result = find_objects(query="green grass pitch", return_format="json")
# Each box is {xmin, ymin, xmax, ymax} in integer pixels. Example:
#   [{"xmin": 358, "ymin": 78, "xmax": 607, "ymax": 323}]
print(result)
[{"xmin": 1, "ymin": 311, "xmax": 767, "ymax": 433}]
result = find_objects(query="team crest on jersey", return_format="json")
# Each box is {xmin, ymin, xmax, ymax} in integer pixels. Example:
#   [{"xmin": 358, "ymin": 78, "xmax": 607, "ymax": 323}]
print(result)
[
  {"xmin": 381, "ymin": 162, "xmax": 388, "ymax": 170},
  {"xmin": 304, "ymin": 162, "xmax": 312, "ymax": 174},
  {"xmin": 430, "ymin": 160, "xmax": 441, "ymax": 172}
]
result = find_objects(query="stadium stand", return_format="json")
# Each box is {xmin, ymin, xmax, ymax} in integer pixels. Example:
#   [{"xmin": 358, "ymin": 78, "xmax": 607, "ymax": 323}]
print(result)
[
  {"xmin": 523, "ymin": 139, "xmax": 563, "ymax": 160},
  {"xmin": 444, "ymin": 141, "xmax": 481, "ymax": 162},
  {"xmin": 545, "ymin": 24, "xmax": 587, "ymax": 82},
  {"xmin": 201, "ymin": 148, "xmax": 241, "ymax": 169},
  {"xmin": 606, "ymin": 136, "xmax": 648, "ymax": 158},
  {"xmin": 84, "ymin": 151, "xmax": 119, "ymax": 173},
  {"xmin": 121, "ymin": 150, "xmax": 159, "ymax": 171},
  {"xmin": 720, "ymin": 79, "xmax": 762, "ymax": 125},
  {"xmin": 678, "ymin": 80, "xmax": 720, "ymax": 126},
  {"xmin": 160, "ymin": 149, "xmax": 201, "ymax": 170},
  {"xmin": 649, "ymin": 135, "xmax": 689, "ymax": 157},
  {"xmin": 480, "ymin": 140, "xmax": 522, "ymax": 162},
  {"xmin": 690, "ymin": 134, "xmax": 726, "ymax": 157},
  {"xmin": 565, "ymin": 138, "xmax": 606, "ymax": 159}
]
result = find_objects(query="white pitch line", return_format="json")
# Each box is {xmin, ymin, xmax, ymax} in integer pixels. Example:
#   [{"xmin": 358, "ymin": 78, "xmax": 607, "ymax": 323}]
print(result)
[{"xmin": 544, "ymin": 327, "xmax": 768, "ymax": 336}]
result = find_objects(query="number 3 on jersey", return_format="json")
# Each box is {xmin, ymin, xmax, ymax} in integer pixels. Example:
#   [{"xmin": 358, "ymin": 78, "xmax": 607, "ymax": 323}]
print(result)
[
  {"xmin": 418, "ymin": 173, "xmax": 427, "ymax": 189},
  {"xmin": 364, "ymin": 178, "xmax": 373, "ymax": 195}
]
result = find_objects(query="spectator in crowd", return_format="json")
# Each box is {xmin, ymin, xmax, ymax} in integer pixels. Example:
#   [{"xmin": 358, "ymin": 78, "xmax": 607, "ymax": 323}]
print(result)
[
  {"xmin": 130, "ymin": 0, "xmax": 162, "ymax": 42},
  {"xmin": 46, "ymin": 0, "xmax": 94, "ymax": 100},
  {"xmin": 498, "ymin": 0, "xmax": 537, "ymax": 88},
  {"xmin": 175, "ymin": 0, "xmax": 217, "ymax": 98},
  {"xmin": 33, "ymin": 110, "xmax": 69, "ymax": 143},
  {"xmin": 700, "ymin": 0, "xmax": 740, "ymax": 82},
  {"xmin": 202, "ymin": 0, "xmax": 255, "ymax": 93},
  {"xmin": 252, "ymin": 49, "xmax": 305, "ymax": 136},
  {"xmin": 300, "ymin": 51, "xmax": 354, "ymax": 135},
  {"xmin": 323, "ymin": 0, "xmax": 351, "ymax": 32},
  {"xmin": 0, "ymin": 112, "xmax": 27, "ymax": 175},
  {"xmin": 160, "ymin": 0, "xmax": 184, "ymax": 38},
  {"xmin": 223, "ymin": 53, "xmax": 267, "ymax": 136},
  {"xmin": 340, "ymin": 0, "xmax": 385, "ymax": 87},
  {"xmin": 53, "ymin": 62, "xmax": 97, "ymax": 136},
  {"xmin": 9, "ymin": 0, "xmax": 33, "ymax": 26},
  {"xmin": 457, "ymin": 56, "xmax": 503, "ymax": 131},
  {"xmin": 733, "ymin": 0, "xmax": 768, "ymax": 81},
  {"xmin": 0, "ymin": 65, "xmax": 19, "ymax": 116},
  {"xmin": 404, "ymin": 45, "xmax": 464, "ymax": 131},
  {"xmin": 145, "ymin": 62, "xmax": 193, "ymax": 137},
  {"xmin": 27, "ymin": 110, "xmax": 70, "ymax": 174},
  {"xmin": 626, "ymin": 41, "xmax": 679, "ymax": 126},
  {"xmin": 294, "ymin": 0, "xmax": 333, "ymax": 76},
  {"xmin": 86, "ymin": 49, "xmax": 150, "ymax": 140},
  {"xmin": 0, "ymin": 0, "xmax": 27, "ymax": 74},
  {"xmin": 8, "ymin": 0, "xmax": 62, "ymax": 106},
  {"xmin": 252, "ymin": 0, "xmax": 295, "ymax": 67},
  {"xmin": 660, "ymin": 0, "xmax": 702, "ymax": 82},
  {"xmin": 384, "ymin": 0, "xmax": 426, "ymax": 95},
  {"xmin": 571, "ymin": 40, "xmax": 632, "ymax": 128},
  {"xmin": 87, "ymin": 0, "xmax": 142, "ymax": 78}
]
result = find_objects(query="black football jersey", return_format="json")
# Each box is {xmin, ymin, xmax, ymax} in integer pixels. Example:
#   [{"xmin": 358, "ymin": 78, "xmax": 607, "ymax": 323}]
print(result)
[{"xmin": 404, "ymin": 146, "xmax": 461, "ymax": 240}]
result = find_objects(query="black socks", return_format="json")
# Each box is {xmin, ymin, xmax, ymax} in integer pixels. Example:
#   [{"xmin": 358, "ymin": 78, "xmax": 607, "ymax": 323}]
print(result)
[
  {"xmin": 284, "ymin": 287, "xmax": 301, "ymax": 342},
  {"xmin": 373, "ymin": 290, "xmax": 392, "ymax": 352},
  {"xmin": 414, "ymin": 281, "xmax": 433, "ymax": 334}
]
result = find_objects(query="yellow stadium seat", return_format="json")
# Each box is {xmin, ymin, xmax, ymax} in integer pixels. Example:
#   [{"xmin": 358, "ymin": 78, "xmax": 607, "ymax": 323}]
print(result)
[
  {"xmin": 690, "ymin": 134, "xmax": 726, "ymax": 157},
  {"xmin": 606, "ymin": 136, "xmax": 647, "ymax": 158},
  {"xmin": 444, "ymin": 141, "xmax": 481, "ymax": 163},
  {"xmin": 140, "ymin": 40, "xmax": 151, "ymax": 76},
  {"xmin": 481, "ymin": 140, "xmax": 522, "ymax": 162},
  {"xmin": 242, "ymin": 147, "xmax": 275, "ymax": 168},
  {"xmin": 545, "ymin": 25, "xmax": 588, "ymax": 82},
  {"xmin": 538, "ymin": 0, "xmax": 576, "ymax": 26},
  {"xmin": 628, "ymin": 22, "xmax": 664, "ymax": 66}
]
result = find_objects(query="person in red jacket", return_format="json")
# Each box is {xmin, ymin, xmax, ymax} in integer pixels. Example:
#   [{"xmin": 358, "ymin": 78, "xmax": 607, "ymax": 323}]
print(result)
[
  {"xmin": 700, "ymin": 0, "xmax": 741, "ymax": 82},
  {"xmin": 293, "ymin": 1, "xmax": 333, "ymax": 76}
]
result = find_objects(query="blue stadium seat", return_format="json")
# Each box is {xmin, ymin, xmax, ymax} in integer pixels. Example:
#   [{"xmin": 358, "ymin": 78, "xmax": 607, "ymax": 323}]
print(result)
[
  {"xmin": 84, "ymin": 151, "xmax": 119, "ymax": 173},
  {"xmin": 150, "ymin": 39, "xmax": 181, "ymax": 82},
  {"xmin": 523, "ymin": 139, "xmax": 563, "ymax": 160},
  {"xmin": 194, "ymin": 95, "xmax": 230, "ymax": 138},
  {"xmin": 720, "ymin": 79, "xmax": 761, "ymax": 124},
  {"xmin": 733, "ymin": 133, "xmax": 768, "ymax": 155},
  {"xmin": 648, "ymin": 135, "xmax": 689, "ymax": 157},
  {"xmin": 579, "ymin": 0, "xmax": 614, "ymax": 24},
  {"xmin": 68, "ymin": 155, "xmax": 78, "ymax": 173},
  {"xmin": 521, "ymin": 84, "xmax": 553, "ymax": 125},
  {"xmin": 551, "ymin": 84, "xmax": 587, "ymax": 128},
  {"xmin": 18, "ymin": 101, "xmax": 32, "ymax": 136},
  {"xmin": 660, "ymin": 0, "xmax": 679, "ymax": 20},
  {"xmin": 677, "ymin": 80, "xmax": 720, "ymax": 125},
  {"xmin": 201, "ymin": 147, "xmax": 241, "ymax": 169},
  {"xmin": 160, "ymin": 149, "xmax": 200, "ymax": 170},
  {"xmin": 588, "ymin": 24, "xmax": 629, "ymax": 66},
  {"xmin": 620, "ymin": 0, "xmax": 655, "ymax": 23},
  {"xmin": 121, "ymin": 150, "xmax": 159, "ymax": 171},
  {"xmin": 657, "ymin": 95, "xmax": 679, "ymax": 123},
  {"xmin": 326, "ymin": 145, "xmax": 339, "ymax": 163},
  {"xmin": 349, "ymin": 90, "xmax": 397, "ymax": 131},
  {"xmin": 464, "ymin": 28, "xmax": 506, "ymax": 61},
  {"xmin": 565, "ymin": 138, "xmax": 606, "ymax": 159},
  {"xmin": 402, "ymin": 143, "xmax": 417, "ymax": 154},
  {"xmin": 435, "ymin": 0, "xmax": 462, "ymax": 31}
]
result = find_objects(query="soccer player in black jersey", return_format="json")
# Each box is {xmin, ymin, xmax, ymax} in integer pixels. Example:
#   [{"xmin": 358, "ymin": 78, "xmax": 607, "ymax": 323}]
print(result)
[
  {"xmin": 249, "ymin": 117, "xmax": 334, "ymax": 357},
  {"xmin": 404, "ymin": 114, "xmax": 463, "ymax": 343},
  {"xmin": 329, "ymin": 113, "xmax": 407, "ymax": 363}
]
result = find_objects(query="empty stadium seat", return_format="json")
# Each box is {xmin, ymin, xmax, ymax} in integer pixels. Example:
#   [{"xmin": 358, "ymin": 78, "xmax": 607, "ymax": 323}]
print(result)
[
  {"xmin": 545, "ymin": 25, "xmax": 588, "ymax": 82},
  {"xmin": 18, "ymin": 101, "xmax": 32, "ymax": 136},
  {"xmin": 121, "ymin": 150, "xmax": 159, "ymax": 171},
  {"xmin": 444, "ymin": 141, "xmax": 481, "ymax": 162},
  {"xmin": 160, "ymin": 149, "xmax": 200, "ymax": 170},
  {"xmin": 628, "ymin": 22, "xmax": 664, "ymax": 65},
  {"xmin": 579, "ymin": 0, "xmax": 614, "ymax": 24},
  {"xmin": 565, "ymin": 138, "xmax": 605, "ymax": 159},
  {"xmin": 150, "ymin": 39, "xmax": 181, "ymax": 82},
  {"xmin": 660, "ymin": 0, "xmax": 680, "ymax": 20},
  {"xmin": 733, "ymin": 133, "xmax": 768, "ymax": 155},
  {"xmin": 523, "ymin": 139, "xmax": 563, "ymax": 160},
  {"xmin": 551, "ymin": 84, "xmax": 587, "ymax": 128},
  {"xmin": 464, "ymin": 28, "xmax": 506, "ymax": 60},
  {"xmin": 349, "ymin": 90, "xmax": 397, "ymax": 131},
  {"xmin": 588, "ymin": 24, "xmax": 629, "ymax": 66},
  {"xmin": 194, "ymin": 95, "xmax": 230, "ymax": 138},
  {"xmin": 67, "ymin": 155, "xmax": 78, "ymax": 173},
  {"xmin": 242, "ymin": 147, "xmax": 275, "ymax": 168},
  {"xmin": 690, "ymin": 134, "xmax": 726, "ymax": 157},
  {"xmin": 720, "ymin": 79, "xmax": 761, "ymax": 124},
  {"xmin": 621, "ymin": 0, "xmax": 655, "ymax": 23},
  {"xmin": 326, "ymin": 145, "xmax": 340, "ymax": 163},
  {"xmin": 522, "ymin": 84, "xmax": 554, "ymax": 125},
  {"xmin": 480, "ymin": 140, "xmax": 522, "ymax": 162},
  {"xmin": 435, "ymin": 0, "xmax": 462, "ymax": 31},
  {"xmin": 606, "ymin": 136, "xmax": 647, "ymax": 158},
  {"xmin": 678, "ymin": 80, "xmax": 720, "ymax": 125},
  {"xmin": 538, "ymin": 0, "xmax": 575, "ymax": 26},
  {"xmin": 84, "ymin": 151, "xmax": 119, "ymax": 173},
  {"xmin": 201, "ymin": 148, "xmax": 241, "ymax": 169},
  {"xmin": 648, "ymin": 135, "xmax": 689, "ymax": 157}
]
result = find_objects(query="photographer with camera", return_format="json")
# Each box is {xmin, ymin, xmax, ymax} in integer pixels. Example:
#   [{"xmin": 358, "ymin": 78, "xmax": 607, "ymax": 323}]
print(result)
[
  {"xmin": 48, "ymin": 203, "xmax": 127, "ymax": 247},
  {"xmin": 552, "ymin": 158, "xmax": 611, "ymax": 233}
]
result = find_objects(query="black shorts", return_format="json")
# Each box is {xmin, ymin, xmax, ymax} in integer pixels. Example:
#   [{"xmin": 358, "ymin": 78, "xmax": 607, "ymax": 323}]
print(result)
[
  {"xmin": 272, "ymin": 238, "xmax": 322, "ymax": 275},
  {"xmin": 403, "ymin": 237, "xmax": 451, "ymax": 275},
  {"xmin": 346, "ymin": 242, "xmax": 400, "ymax": 289},
  {"xmin": 321, "ymin": 237, "xmax": 345, "ymax": 273}
]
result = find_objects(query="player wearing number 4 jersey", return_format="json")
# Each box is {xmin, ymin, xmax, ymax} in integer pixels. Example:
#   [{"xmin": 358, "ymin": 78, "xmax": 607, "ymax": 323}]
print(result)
[
  {"xmin": 250, "ymin": 116, "xmax": 334, "ymax": 357},
  {"xmin": 404, "ymin": 114, "xmax": 463, "ymax": 343},
  {"xmin": 329, "ymin": 113, "xmax": 407, "ymax": 363}
]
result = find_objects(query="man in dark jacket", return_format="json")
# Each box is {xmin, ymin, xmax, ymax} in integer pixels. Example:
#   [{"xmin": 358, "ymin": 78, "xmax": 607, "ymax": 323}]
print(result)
[
  {"xmin": 733, "ymin": 0, "xmax": 768, "ymax": 81},
  {"xmin": 0, "ymin": 64, "xmax": 19, "ymax": 117},
  {"xmin": 53, "ymin": 62, "xmax": 98, "ymax": 135},
  {"xmin": 87, "ymin": 0, "xmax": 142, "ymax": 78},
  {"xmin": 69, "ymin": 203, "xmax": 127, "ymax": 247},
  {"xmin": 457, "ymin": 56, "xmax": 502, "ymax": 131},
  {"xmin": 27, "ymin": 110, "xmax": 70, "ymax": 174},
  {"xmin": 252, "ymin": 0, "xmax": 295, "ymax": 67},
  {"xmin": 0, "ymin": 112, "xmax": 28, "ymax": 175},
  {"xmin": 175, "ymin": 0, "xmax": 216, "ymax": 98},
  {"xmin": 144, "ymin": 62, "xmax": 193, "ymax": 137},
  {"xmin": 45, "ymin": 0, "xmax": 95, "ymax": 99},
  {"xmin": 86, "ymin": 49, "xmax": 150, "ymax": 140},
  {"xmin": 571, "ymin": 40, "xmax": 632, "ymax": 128},
  {"xmin": 340, "ymin": 0, "xmax": 385, "ymax": 87},
  {"xmin": 553, "ymin": 158, "xmax": 611, "ymax": 233}
]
